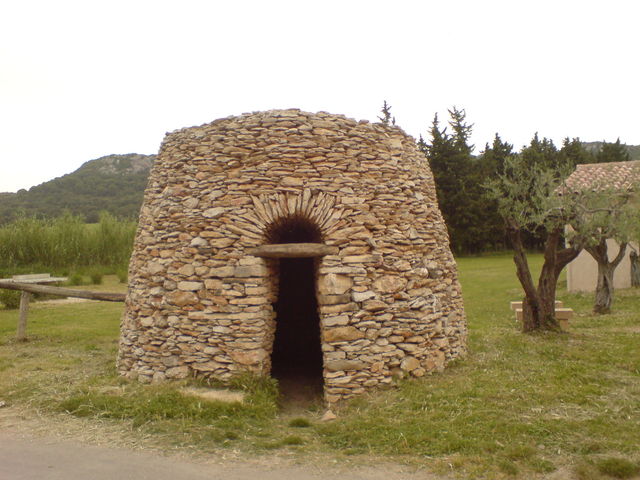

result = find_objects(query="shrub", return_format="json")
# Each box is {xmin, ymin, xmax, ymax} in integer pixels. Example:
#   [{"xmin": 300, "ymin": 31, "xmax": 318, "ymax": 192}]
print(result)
[
  {"xmin": 0, "ymin": 289, "xmax": 21, "ymax": 309},
  {"xmin": 116, "ymin": 269, "xmax": 128, "ymax": 284},
  {"xmin": 66, "ymin": 273, "xmax": 84, "ymax": 286},
  {"xmin": 89, "ymin": 271, "xmax": 103, "ymax": 285}
]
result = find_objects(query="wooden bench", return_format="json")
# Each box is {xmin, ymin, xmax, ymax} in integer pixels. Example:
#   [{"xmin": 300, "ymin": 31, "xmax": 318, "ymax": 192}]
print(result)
[
  {"xmin": 510, "ymin": 300, "xmax": 573, "ymax": 331},
  {"xmin": 554, "ymin": 307, "xmax": 574, "ymax": 332},
  {"xmin": 509, "ymin": 300, "xmax": 563, "ymax": 312}
]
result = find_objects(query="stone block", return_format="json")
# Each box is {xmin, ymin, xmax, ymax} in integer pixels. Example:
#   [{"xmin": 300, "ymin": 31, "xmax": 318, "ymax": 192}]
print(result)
[
  {"xmin": 324, "ymin": 326, "xmax": 365, "ymax": 342},
  {"xmin": 190, "ymin": 237, "xmax": 208, "ymax": 247},
  {"xmin": 165, "ymin": 365, "xmax": 190, "ymax": 379},
  {"xmin": 325, "ymin": 359, "xmax": 366, "ymax": 371},
  {"xmin": 373, "ymin": 275, "xmax": 408, "ymax": 294},
  {"xmin": 282, "ymin": 176, "xmax": 304, "ymax": 187},
  {"xmin": 203, "ymin": 207, "xmax": 226, "ymax": 218},
  {"xmin": 352, "ymin": 290, "xmax": 375, "ymax": 302},
  {"xmin": 234, "ymin": 265, "xmax": 267, "ymax": 277},
  {"xmin": 166, "ymin": 290, "xmax": 199, "ymax": 306},
  {"xmin": 318, "ymin": 273, "xmax": 353, "ymax": 295},
  {"xmin": 322, "ymin": 302, "xmax": 358, "ymax": 314},
  {"xmin": 322, "ymin": 315, "xmax": 350, "ymax": 327},
  {"xmin": 147, "ymin": 261, "xmax": 164, "ymax": 274},
  {"xmin": 210, "ymin": 238, "xmax": 236, "ymax": 248},
  {"xmin": 363, "ymin": 300, "xmax": 387, "ymax": 312},
  {"xmin": 318, "ymin": 294, "xmax": 351, "ymax": 305},
  {"xmin": 342, "ymin": 255, "xmax": 377, "ymax": 264},
  {"xmin": 400, "ymin": 356, "xmax": 420, "ymax": 372},
  {"xmin": 177, "ymin": 264, "xmax": 195, "ymax": 276},
  {"xmin": 191, "ymin": 361, "xmax": 220, "ymax": 372},
  {"xmin": 177, "ymin": 281, "xmax": 203, "ymax": 291},
  {"xmin": 204, "ymin": 278, "xmax": 223, "ymax": 289},
  {"xmin": 229, "ymin": 349, "xmax": 267, "ymax": 366},
  {"xmin": 209, "ymin": 266, "xmax": 235, "ymax": 277}
]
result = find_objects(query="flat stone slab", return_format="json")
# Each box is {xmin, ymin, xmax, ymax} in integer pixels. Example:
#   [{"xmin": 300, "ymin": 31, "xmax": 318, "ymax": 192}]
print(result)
[
  {"xmin": 510, "ymin": 300, "xmax": 563, "ymax": 311},
  {"xmin": 180, "ymin": 387, "xmax": 245, "ymax": 404}
]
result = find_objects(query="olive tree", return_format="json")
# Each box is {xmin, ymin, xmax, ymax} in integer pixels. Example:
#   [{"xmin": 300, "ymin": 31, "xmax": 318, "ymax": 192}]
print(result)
[
  {"xmin": 486, "ymin": 154, "xmax": 584, "ymax": 332},
  {"xmin": 567, "ymin": 186, "xmax": 639, "ymax": 314}
]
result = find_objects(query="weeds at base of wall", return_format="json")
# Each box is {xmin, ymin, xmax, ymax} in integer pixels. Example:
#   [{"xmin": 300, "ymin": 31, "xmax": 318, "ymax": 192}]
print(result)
[{"xmin": 55, "ymin": 373, "xmax": 280, "ymax": 451}]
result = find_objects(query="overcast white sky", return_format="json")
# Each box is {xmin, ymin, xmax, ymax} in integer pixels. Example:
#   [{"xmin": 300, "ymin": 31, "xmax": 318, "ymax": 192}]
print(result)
[{"xmin": 1, "ymin": 0, "xmax": 638, "ymax": 192}]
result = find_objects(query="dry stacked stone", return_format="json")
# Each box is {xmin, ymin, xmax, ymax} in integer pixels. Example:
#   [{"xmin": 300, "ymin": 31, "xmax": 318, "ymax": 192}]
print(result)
[{"xmin": 118, "ymin": 109, "xmax": 467, "ymax": 404}]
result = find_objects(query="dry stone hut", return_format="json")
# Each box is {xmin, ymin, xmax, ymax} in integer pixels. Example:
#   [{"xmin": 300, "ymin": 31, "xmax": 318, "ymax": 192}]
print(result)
[{"xmin": 117, "ymin": 109, "xmax": 467, "ymax": 404}]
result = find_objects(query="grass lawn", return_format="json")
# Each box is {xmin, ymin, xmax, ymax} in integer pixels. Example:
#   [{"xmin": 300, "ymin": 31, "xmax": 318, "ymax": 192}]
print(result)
[{"xmin": 1, "ymin": 258, "xmax": 639, "ymax": 479}]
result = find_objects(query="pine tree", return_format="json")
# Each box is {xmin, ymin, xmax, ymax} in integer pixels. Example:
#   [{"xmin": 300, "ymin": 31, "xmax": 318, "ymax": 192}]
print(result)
[
  {"xmin": 474, "ymin": 134, "xmax": 515, "ymax": 250},
  {"xmin": 378, "ymin": 100, "xmax": 396, "ymax": 126},
  {"xmin": 595, "ymin": 138, "xmax": 630, "ymax": 163},
  {"xmin": 422, "ymin": 108, "xmax": 485, "ymax": 253},
  {"xmin": 480, "ymin": 134, "xmax": 513, "ymax": 175},
  {"xmin": 559, "ymin": 138, "xmax": 594, "ymax": 166}
]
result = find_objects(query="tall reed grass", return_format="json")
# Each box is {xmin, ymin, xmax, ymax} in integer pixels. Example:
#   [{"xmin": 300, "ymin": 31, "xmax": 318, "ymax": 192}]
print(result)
[{"xmin": 0, "ymin": 212, "xmax": 136, "ymax": 272}]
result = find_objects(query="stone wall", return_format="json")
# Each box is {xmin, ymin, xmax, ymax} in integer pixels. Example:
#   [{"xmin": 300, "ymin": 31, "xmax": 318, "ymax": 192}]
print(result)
[{"xmin": 117, "ymin": 109, "xmax": 467, "ymax": 404}]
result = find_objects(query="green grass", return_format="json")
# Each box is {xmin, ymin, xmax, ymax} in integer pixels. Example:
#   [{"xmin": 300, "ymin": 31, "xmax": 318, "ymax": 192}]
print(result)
[
  {"xmin": 595, "ymin": 457, "xmax": 640, "ymax": 479},
  {"xmin": 0, "ymin": 253, "xmax": 638, "ymax": 479},
  {"xmin": 288, "ymin": 417, "xmax": 312, "ymax": 428}
]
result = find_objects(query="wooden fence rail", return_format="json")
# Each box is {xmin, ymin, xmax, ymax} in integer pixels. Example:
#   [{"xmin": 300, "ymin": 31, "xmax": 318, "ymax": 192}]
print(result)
[
  {"xmin": 0, "ymin": 280, "xmax": 125, "ymax": 341},
  {"xmin": 0, "ymin": 281, "xmax": 126, "ymax": 302}
]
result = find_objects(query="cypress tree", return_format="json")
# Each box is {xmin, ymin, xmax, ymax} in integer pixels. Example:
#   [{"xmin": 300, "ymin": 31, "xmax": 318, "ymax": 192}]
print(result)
[{"xmin": 422, "ymin": 108, "xmax": 487, "ymax": 253}]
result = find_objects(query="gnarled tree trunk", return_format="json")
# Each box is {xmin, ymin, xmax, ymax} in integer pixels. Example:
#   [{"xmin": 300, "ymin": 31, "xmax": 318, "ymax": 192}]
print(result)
[
  {"xmin": 630, "ymin": 251, "xmax": 640, "ymax": 287},
  {"xmin": 509, "ymin": 224, "xmax": 581, "ymax": 332},
  {"xmin": 586, "ymin": 240, "xmax": 627, "ymax": 315}
]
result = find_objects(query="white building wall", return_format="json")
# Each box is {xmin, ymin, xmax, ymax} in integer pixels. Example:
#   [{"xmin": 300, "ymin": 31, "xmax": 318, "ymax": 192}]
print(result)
[{"xmin": 567, "ymin": 240, "xmax": 638, "ymax": 292}]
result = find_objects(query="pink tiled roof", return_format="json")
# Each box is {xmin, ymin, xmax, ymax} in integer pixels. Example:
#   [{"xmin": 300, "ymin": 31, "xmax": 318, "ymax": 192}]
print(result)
[{"xmin": 564, "ymin": 160, "xmax": 640, "ymax": 191}]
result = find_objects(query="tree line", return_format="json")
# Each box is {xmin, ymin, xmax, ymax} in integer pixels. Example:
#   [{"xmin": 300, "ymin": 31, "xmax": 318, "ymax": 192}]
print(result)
[
  {"xmin": 379, "ymin": 102, "xmax": 638, "ymax": 330},
  {"xmin": 418, "ymin": 107, "xmax": 632, "ymax": 255}
]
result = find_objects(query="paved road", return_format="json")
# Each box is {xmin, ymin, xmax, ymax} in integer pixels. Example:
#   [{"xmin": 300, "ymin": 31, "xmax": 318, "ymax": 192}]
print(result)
[{"xmin": 0, "ymin": 432, "xmax": 437, "ymax": 480}]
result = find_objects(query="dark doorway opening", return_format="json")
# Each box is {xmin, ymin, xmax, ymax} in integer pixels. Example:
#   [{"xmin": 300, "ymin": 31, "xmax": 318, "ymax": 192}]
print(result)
[{"xmin": 268, "ymin": 216, "xmax": 324, "ymax": 405}]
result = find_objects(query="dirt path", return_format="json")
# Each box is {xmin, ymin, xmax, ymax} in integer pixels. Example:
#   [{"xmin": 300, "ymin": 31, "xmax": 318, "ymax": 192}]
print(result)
[
  {"xmin": 0, "ymin": 431, "xmax": 442, "ymax": 480},
  {"xmin": 0, "ymin": 407, "xmax": 442, "ymax": 480},
  {"xmin": 0, "ymin": 406, "xmax": 581, "ymax": 480}
]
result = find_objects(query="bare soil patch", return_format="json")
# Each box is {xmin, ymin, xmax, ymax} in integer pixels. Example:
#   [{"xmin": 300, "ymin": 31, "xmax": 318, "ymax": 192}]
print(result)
[{"xmin": 0, "ymin": 405, "xmax": 444, "ymax": 480}]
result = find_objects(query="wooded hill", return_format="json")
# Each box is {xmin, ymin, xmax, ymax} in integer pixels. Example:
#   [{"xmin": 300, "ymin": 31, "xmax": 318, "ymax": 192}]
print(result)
[{"xmin": 0, "ymin": 154, "xmax": 155, "ymax": 224}]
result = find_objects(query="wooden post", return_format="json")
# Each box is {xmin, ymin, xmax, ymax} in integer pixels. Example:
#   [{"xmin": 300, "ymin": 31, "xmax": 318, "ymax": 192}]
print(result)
[{"xmin": 17, "ymin": 291, "xmax": 31, "ymax": 341}]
